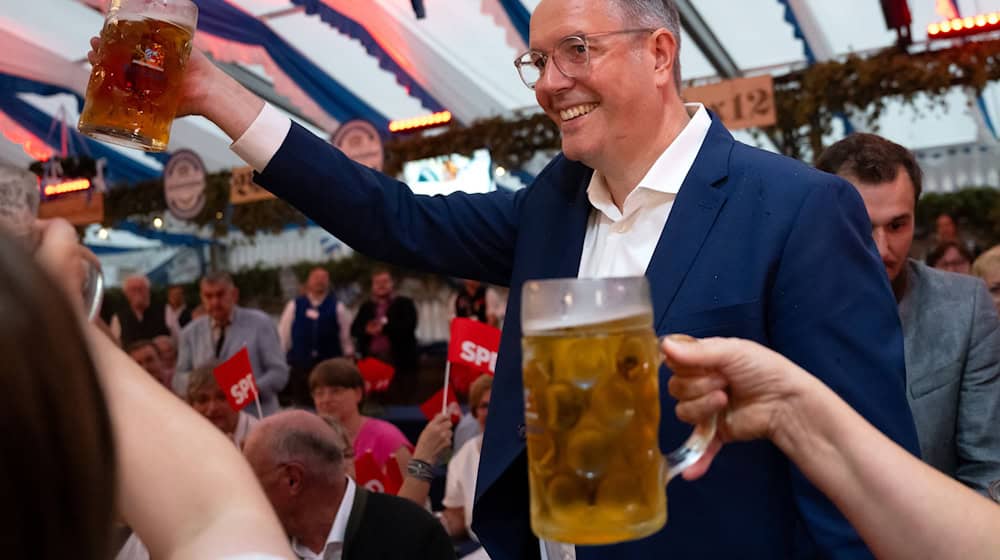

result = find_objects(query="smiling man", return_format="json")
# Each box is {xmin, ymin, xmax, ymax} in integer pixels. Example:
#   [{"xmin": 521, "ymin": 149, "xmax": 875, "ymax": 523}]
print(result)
[{"xmin": 140, "ymin": 0, "xmax": 920, "ymax": 558}]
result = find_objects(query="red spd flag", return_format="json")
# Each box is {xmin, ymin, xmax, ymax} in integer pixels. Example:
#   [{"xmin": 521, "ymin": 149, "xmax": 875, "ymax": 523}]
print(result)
[
  {"xmin": 354, "ymin": 450, "xmax": 388, "ymax": 493},
  {"xmin": 447, "ymin": 318, "xmax": 501, "ymax": 375},
  {"xmin": 420, "ymin": 386, "xmax": 462, "ymax": 424},
  {"xmin": 213, "ymin": 347, "xmax": 258, "ymax": 412},
  {"xmin": 357, "ymin": 357, "xmax": 395, "ymax": 393},
  {"xmin": 383, "ymin": 455, "xmax": 404, "ymax": 495}
]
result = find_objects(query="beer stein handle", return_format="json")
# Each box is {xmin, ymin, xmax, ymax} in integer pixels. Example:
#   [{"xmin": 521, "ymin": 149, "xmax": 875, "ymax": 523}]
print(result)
[
  {"xmin": 83, "ymin": 260, "xmax": 104, "ymax": 323},
  {"xmin": 663, "ymin": 412, "xmax": 718, "ymax": 481}
]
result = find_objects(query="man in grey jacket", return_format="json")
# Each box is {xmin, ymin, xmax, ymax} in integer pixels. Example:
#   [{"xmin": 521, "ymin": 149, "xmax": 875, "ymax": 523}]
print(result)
[
  {"xmin": 817, "ymin": 133, "xmax": 1000, "ymax": 491},
  {"xmin": 176, "ymin": 271, "xmax": 288, "ymax": 415}
]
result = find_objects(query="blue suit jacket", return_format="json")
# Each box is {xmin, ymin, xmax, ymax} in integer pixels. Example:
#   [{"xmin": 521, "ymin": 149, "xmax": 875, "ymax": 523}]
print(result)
[{"xmin": 257, "ymin": 117, "xmax": 921, "ymax": 559}]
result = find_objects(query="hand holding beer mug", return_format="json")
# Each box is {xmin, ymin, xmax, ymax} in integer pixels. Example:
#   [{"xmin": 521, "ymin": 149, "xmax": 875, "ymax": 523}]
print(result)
[
  {"xmin": 521, "ymin": 277, "xmax": 716, "ymax": 544},
  {"xmin": 0, "ymin": 166, "xmax": 103, "ymax": 321},
  {"xmin": 79, "ymin": 0, "xmax": 198, "ymax": 152}
]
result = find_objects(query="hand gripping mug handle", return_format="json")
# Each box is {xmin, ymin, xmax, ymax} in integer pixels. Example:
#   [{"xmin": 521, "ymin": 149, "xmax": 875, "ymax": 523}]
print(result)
[{"xmin": 659, "ymin": 334, "xmax": 718, "ymax": 481}]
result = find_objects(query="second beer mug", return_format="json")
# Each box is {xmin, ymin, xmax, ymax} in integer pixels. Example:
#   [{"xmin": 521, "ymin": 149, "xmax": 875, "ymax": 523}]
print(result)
[
  {"xmin": 521, "ymin": 276, "xmax": 716, "ymax": 545},
  {"xmin": 78, "ymin": 0, "xmax": 198, "ymax": 152}
]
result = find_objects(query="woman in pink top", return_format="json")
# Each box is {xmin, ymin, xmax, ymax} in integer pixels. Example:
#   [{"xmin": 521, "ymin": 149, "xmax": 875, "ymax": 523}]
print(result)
[{"xmin": 309, "ymin": 357, "xmax": 413, "ymax": 478}]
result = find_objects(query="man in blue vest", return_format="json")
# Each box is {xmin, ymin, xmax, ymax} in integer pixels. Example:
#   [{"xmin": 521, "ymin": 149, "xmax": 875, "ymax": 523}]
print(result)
[{"xmin": 279, "ymin": 267, "xmax": 354, "ymax": 407}]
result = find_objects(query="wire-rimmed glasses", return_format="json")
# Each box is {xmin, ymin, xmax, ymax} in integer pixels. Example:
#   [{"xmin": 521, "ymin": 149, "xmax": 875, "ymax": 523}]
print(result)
[{"xmin": 513, "ymin": 28, "xmax": 654, "ymax": 89}]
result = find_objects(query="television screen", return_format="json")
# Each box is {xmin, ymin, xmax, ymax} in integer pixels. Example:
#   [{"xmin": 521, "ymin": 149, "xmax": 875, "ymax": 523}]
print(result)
[{"xmin": 402, "ymin": 149, "xmax": 493, "ymax": 196}]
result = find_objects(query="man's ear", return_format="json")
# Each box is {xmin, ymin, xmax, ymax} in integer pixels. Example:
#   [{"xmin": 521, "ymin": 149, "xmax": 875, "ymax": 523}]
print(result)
[
  {"xmin": 284, "ymin": 463, "xmax": 306, "ymax": 495},
  {"xmin": 651, "ymin": 29, "xmax": 679, "ymax": 88}
]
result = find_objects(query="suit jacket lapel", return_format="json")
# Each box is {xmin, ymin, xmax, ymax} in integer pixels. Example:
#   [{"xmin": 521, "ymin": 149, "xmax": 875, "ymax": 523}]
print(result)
[
  {"xmin": 546, "ymin": 161, "xmax": 593, "ymax": 278},
  {"xmin": 342, "ymin": 484, "xmax": 368, "ymax": 559},
  {"xmin": 646, "ymin": 118, "xmax": 734, "ymax": 331}
]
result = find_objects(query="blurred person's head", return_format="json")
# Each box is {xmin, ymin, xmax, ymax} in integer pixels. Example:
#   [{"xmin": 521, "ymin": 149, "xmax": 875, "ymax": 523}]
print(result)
[
  {"xmin": 320, "ymin": 415, "xmax": 356, "ymax": 479},
  {"xmin": 153, "ymin": 335, "xmax": 177, "ymax": 370},
  {"xmin": 242, "ymin": 411, "xmax": 347, "ymax": 539},
  {"xmin": 973, "ymin": 245, "xmax": 1000, "ymax": 312},
  {"xmin": 126, "ymin": 339, "xmax": 169, "ymax": 387},
  {"xmin": 816, "ymin": 133, "xmax": 922, "ymax": 291},
  {"xmin": 468, "ymin": 374, "xmax": 493, "ymax": 431},
  {"xmin": 927, "ymin": 241, "xmax": 972, "ymax": 275},
  {"xmin": 370, "ymin": 267, "xmax": 394, "ymax": 300},
  {"xmin": 0, "ymin": 233, "xmax": 116, "ymax": 560},
  {"xmin": 187, "ymin": 364, "xmax": 240, "ymax": 436},
  {"xmin": 200, "ymin": 271, "xmax": 237, "ymax": 325},
  {"xmin": 305, "ymin": 268, "xmax": 330, "ymax": 298},
  {"xmin": 936, "ymin": 213, "xmax": 958, "ymax": 243},
  {"xmin": 122, "ymin": 275, "xmax": 151, "ymax": 313},
  {"xmin": 462, "ymin": 279, "xmax": 481, "ymax": 294},
  {"xmin": 309, "ymin": 358, "xmax": 364, "ymax": 423},
  {"xmin": 167, "ymin": 285, "xmax": 186, "ymax": 309}
]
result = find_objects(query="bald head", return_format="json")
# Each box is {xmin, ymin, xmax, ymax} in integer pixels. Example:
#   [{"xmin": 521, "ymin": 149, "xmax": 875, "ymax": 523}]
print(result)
[{"xmin": 244, "ymin": 410, "xmax": 345, "ymax": 483}]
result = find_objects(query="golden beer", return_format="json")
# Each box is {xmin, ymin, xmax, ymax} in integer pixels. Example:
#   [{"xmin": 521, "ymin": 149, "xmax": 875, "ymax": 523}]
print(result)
[
  {"xmin": 522, "ymin": 311, "xmax": 666, "ymax": 544},
  {"xmin": 79, "ymin": 1, "xmax": 196, "ymax": 152}
]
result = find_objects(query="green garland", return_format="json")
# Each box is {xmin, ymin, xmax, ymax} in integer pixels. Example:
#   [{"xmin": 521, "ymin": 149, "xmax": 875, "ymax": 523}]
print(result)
[{"xmin": 101, "ymin": 39, "xmax": 1000, "ymax": 235}]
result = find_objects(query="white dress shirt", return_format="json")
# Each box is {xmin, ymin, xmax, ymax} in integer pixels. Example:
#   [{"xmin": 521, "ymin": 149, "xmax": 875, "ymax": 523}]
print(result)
[
  {"xmin": 291, "ymin": 477, "xmax": 356, "ymax": 560},
  {"xmin": 277, "ymin": 294, "xmax": 355, "ymax": 357},
  {"xmin": 231, "ymin": 103, "xmax": 713, "ymax": 560}
]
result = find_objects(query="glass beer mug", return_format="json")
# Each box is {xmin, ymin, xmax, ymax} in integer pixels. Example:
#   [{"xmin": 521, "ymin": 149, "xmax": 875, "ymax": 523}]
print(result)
[
  {"xmin": 78, "ymin": 0, "xmax": 198, "ymax": 152},
  {"xmin": 521, "ymin": 276, "xmax": 716, "ymax": 545}
]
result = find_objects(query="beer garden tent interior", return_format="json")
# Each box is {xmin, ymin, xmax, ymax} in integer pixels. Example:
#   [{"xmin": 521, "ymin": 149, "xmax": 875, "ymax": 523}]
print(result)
[{"xmin": 2, "ymin": 0, "xmax": 1000, "ymax": 284}]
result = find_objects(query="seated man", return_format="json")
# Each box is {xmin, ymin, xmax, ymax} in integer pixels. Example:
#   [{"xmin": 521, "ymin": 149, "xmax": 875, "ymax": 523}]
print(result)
[
  {"xmin": 125, "ymin": 339, "xmax": 172, "ymax": 389},
  {"xmin": 243, "ymin": 410, "xmax": 455, "ymax": 559},
  {"xmin": 186, "ymin": 364, "xmax": 259, "ymax": 448}
]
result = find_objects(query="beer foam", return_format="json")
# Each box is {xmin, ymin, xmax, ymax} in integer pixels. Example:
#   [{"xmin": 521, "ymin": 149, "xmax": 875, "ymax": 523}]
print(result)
[{"xmin": 522, "ymin": 304, "xmax": 652, "ymax": 333}]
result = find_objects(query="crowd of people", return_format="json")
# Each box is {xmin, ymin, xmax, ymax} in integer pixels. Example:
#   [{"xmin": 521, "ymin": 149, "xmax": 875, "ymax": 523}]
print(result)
[{"xmin": 8, "ymin": 0, "xmax": 1000, "ymax": 559}]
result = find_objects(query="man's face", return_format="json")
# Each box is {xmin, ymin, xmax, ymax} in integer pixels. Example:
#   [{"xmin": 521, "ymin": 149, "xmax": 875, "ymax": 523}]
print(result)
[
  {"xmin": 312, "ymin": 385, "xmax": 361, "ymax": 420},
  {"xmin": 243, "ymin": 434, "xmax": 294, "ymax": 533},
  {"xmin": 306, "ymin": 269, "xmax": 330, "ymax": 296},
  {"xmin": 530, "ymin": 0, "xmax": 661, "ymax": 168},
  {"xmin": 934, "ymin": 246, "xmax": 971, "ymax": 275},
  {"xmin": 936, "ymin": 214, "xmax": 957, "ymax": 242},
  {"xmin": 851, "ymin": 169, "xmax": 916, "ymax": 283},
  {"xmin": 190, "ymin": 386, "xmax": 239, "ymax": 435},
  {"xmin": 154, "ymin": 336, "xmax": 177, "ymax": 368},
  {"xmin": 370, "ymin": 272, "xmax": 393, "ymax": 299},
  {"xmin": 128, "ymin": 345, "xmax": 166, "ymax": 386},
  {"xmin": 167, "ymin": 286, "xmax": 185, "ymax": 308},
  {"xmin": 124, "ymin": 279, "xmax": 151, "ymax": 311},
  {"xmin": 200, "ymin": 280, "xmax": 236, "ymax": 323}
]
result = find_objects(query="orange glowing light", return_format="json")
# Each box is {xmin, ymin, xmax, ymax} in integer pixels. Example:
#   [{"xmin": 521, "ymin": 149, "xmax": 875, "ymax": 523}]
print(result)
[
  {"xmin": 388, "ymin": 110, "xmax": 453, "ymax": 133},
  {"xmin": 976, "ymin": 15, "xmax": 988, "ymax": 26},
  {"xmin": 928, "ymin": 23, "xmax": 941, "ymax": 34},
  {"xmin": 964, "ymin": 16, "xmax": 975, "ymax": 27},
  {"xmin": 43, "ymin": 178, "xmax": 91, "ymax": 196}
]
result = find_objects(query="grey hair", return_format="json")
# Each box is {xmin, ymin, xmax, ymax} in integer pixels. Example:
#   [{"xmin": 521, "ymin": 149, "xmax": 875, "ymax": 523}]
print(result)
[
  {"xmin": 272, "ymin": 427, "xmax": 345, "ymax": 484},
  {"xmin": 201, "ymin": 270, "xmax": 235, "ymax": 287},
  {"xmin": 123, "ymin": 275, "xmax": 151, "ymax": 289},
  {"xmin": 610, "ymin": 0, "xmax": 682, "ymax": 91}
]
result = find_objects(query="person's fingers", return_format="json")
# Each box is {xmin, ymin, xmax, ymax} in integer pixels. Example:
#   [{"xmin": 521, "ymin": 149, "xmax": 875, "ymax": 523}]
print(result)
[
  {"xmin": 667, "ymin": 372, "xmax": 727, "ymax": 401},
  {"xmin": 88, "ymin": 37, "xmax": 100, "ymax": 65},
  {"xmin": 674, "ymin": 390, "xmax": 728, "ymax": 425},
  {"xmin": 680, "ymin": 437, "xmax": 722, "ymax": 481},
  {"xmin": 662, "ymin": 335, "xmax": 738, "ymax": 375}
]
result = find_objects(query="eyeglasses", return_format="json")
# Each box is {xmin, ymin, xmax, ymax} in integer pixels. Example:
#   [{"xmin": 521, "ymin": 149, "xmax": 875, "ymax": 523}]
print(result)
[{"xmin": 513, "ymin": 28, "xmax": 655, "ymax": 89}]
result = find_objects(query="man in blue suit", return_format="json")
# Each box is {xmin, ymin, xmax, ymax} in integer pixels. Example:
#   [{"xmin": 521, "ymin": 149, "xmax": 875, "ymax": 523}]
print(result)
[{"xmin": 156, "ymin": 0, "xmax": 920, "ymax": 557}]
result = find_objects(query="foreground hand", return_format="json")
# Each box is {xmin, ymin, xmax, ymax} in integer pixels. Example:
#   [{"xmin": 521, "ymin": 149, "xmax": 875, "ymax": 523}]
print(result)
[
  {"xmin": 663, "ymin": 336, "xmax": 803, "ymax": 480},
  {"xmin": 31, "ymin": 219, "xmax": 100, "ymax": 317},
  {"xmin": 413, "ymin": 413, "xmax": 453, "ymax": 465},
  {"xmin": 88, "ymin": 37, "xmax": 221, "ymax": 118}
]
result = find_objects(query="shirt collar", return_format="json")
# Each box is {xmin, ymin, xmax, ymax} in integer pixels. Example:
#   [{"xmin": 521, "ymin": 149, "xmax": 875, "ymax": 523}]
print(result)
[
  {"xmin": 586, "ymin": 103, "xmax": 712, "ymax": 221},
  {"xmin": 290, "ymin": 477, "xmax": 356, "ymax": 560},
  {"xmin": 211, "ymin": 308, "xmax": 236, "ymax": 330}
]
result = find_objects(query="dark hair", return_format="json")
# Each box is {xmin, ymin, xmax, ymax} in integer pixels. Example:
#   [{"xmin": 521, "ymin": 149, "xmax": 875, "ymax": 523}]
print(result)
[
  {"xmin": 926, "ymin": 241, "xmax": 972, "ymax": 268},
  {"xmin": 370, "ymin": 266, "xmax": 393, "ymax": 280},
  {"xmin": 309, "ymin": 358, "xmax": 364, "ymax": 396},
  {"xmin": 201, "ymin": 270, "xmax": 235, "ymax": 287},
  {"xmin": 815, "ymin": 133, "xmax": 923, "ymax": 203},
  {"xmin": 0, "ymin": 234, "xmax": 116, "ymax": 560},
  {"xmin": 125, "ymin": 338, "xmax": 156, "ymax": 356}
]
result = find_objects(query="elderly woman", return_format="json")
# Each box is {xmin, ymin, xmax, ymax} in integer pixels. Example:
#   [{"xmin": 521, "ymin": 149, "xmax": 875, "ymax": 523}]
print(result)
[
  {"xmin": 309, "ymin": 357, "xmax": 413, "ymax": 479},
  {"xmin": 186, "ymin": 364, "xmax": 259, "ymax": 448},
  {"xmin": 973, "ymin": 245, "xmax": 1000, "ymax": 312}
]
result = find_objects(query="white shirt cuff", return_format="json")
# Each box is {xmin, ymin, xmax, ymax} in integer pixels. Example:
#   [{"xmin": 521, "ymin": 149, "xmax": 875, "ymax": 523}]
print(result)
[{"xmin": 230, "ymin": 103, "xmax": 292, "ymax": 172}]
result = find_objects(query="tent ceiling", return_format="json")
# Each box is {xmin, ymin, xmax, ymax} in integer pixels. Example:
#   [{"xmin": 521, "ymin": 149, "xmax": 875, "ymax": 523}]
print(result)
[{"xmin": 1, "ymin": 0, "xmax": 1000, "ymax": 179}]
